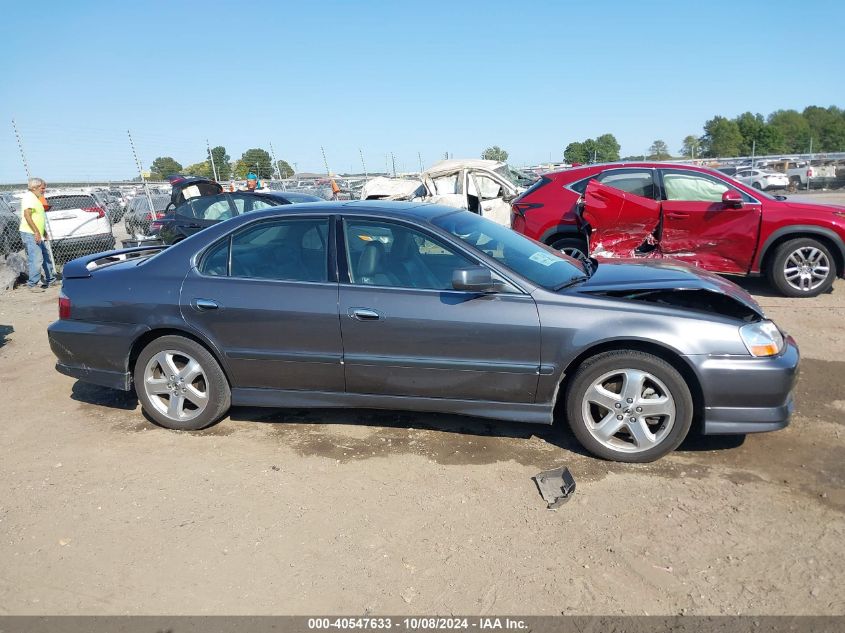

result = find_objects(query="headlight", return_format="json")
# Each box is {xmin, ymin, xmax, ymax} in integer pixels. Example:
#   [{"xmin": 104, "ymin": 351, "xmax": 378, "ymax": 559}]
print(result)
[{"xmin": 739, "ymin": 321, "xmax": 784, "ymax": 357}]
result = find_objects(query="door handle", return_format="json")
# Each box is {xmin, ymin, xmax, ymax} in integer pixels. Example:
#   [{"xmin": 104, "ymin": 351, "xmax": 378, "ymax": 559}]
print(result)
[
  {"xmin": 666, "ymin": 212, "xmax": 690, "ymax": 220},
  {"xmin": 348, "ymin": 307, "xmax": 381, "ymax": 321},
  {"xmin": 193, "ymin": 298, "xmax": 219, "ymax": 311}
]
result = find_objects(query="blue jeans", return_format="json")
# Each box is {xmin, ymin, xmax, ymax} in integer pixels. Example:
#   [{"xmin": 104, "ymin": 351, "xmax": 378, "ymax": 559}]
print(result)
[{"xmin": 20, "ymin": 231, "xmax": 56, "ymax": 288}]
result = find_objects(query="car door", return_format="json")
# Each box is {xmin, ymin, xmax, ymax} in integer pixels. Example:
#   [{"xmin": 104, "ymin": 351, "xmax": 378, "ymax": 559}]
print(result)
[
  {"xmin": 581, "ymin": 179, "xmax": 661, "ymax": 256},
  {"xmin": 179, "ymin": 215, "xmax": 344, "ymax": 392},
  {"xmin": 337, "ymin": 217, "xmax": 541, "ymax": 403},
  {"xmin": 469, "ymin": 172, "xmax": 513, "ymax": 227},
  {"xmin": 658, "ymin": 169, "xmax": 762, "ymax": 274},
  {"xmin": 173, "ymin": 193, "xmax": 237, "ymax": 238}
]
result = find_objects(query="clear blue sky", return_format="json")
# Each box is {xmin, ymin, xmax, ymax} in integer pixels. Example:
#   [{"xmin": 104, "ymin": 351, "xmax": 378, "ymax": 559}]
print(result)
[{"xmin": 1, "ymin": 0, "xmax": 843, "ymax": 182}]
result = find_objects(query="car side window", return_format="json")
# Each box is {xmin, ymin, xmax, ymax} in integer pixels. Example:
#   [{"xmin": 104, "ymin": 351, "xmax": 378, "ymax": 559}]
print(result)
[
  {"xmin": 661, "ymin": 170, "xmax": 751, "ymax": 203},
  {"xmin": 596, "ymin": 169, "xmax": 655, "ymax": 199},
  {"xmin": 343, "ymin": 219, "xmax": 474, "ymax": 290},
  {"xmin": 472, "ymin": 174, "xmax": 504, "ymax": 200},
  {"xmin": 431, "ymin": 174, "xmax": 459, "ymax": 195},
  {"xmin": 229, "ymin": 194, "xmax": 279, "ymax": 215},
  {"xmin": 179, "ymin": 194, "xmax": 233, "ymax": 221},
  {"xmin": 201, "ymin": 218, "xmax": 329, "ymax": 282}
]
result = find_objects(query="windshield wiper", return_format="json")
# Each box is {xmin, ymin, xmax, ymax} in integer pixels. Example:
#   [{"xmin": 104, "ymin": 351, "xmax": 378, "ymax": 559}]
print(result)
[{"xmin": 552, "ymin": 275, "xmax": 589, "ymax": 291}]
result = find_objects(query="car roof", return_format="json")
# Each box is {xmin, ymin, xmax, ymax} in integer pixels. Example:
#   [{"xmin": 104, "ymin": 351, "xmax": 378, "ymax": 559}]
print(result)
[{"xmin": 547, "ymin": 161, "xmax": 733, "ymax": 179}]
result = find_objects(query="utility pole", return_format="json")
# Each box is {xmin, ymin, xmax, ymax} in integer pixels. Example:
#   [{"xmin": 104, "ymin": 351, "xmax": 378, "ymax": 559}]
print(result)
[
  {"xmin": 808, "ymin": 137, "xmax": 813, "ymax": 191},
  {"xmin": 321, "ymin": 146, "xmax": 332, "ymax": 177},
  {"xmin": 751, "ymin": 139, "xmax": 756, "ymax": 169},
  {"xmin": 127, "ymin": 130, "xmax": 155, "ymax": 216},
  {"xmin": 359, "ymin": 148, "xmax": 368, "ymax": 179},
  {"xmin": 391, "ymin": 153, "xmax": 397, "ymax": 177},
  {"xmin": 417, "ymin": 152, "xmax": 424, "ymax": 173},
  {"xmin": 207, "ymin": 139, "xmax": 219, "ymax": 182},
  {"xmin": 11, "ymin": 119, "xmax": 31, "ymax": 180},
  {"xmin": 269, "ymin": 141, "xmax": 282, "ymax": 181}
]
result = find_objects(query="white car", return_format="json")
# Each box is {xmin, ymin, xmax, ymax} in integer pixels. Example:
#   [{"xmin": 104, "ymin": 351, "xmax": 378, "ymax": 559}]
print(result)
[
  {"xmin": 360, "ymin": 159, "xmax": 527, "ymax": 227},
  {"xmin": 734, "ymin": 169, "xmax": 790, "ymax": 191},
  {"xmin": 44, "ymin": 193, "xmax": 115, "ymax": 263}
]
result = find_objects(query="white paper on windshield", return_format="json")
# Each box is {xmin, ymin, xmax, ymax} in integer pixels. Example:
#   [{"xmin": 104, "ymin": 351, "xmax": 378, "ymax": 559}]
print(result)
[
  {"xmin": 529, "ymin": 251, "xmax": 558, "ymax": 267},
  {"xmin": 182, "ymin": 185, "xmax": 201, "ymax": 200}
]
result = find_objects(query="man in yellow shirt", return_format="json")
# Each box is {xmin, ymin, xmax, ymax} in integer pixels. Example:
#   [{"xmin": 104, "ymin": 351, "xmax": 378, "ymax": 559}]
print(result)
[{"xmin": 19, "ymin": 177, "xmax": 57, "ymax": 292}]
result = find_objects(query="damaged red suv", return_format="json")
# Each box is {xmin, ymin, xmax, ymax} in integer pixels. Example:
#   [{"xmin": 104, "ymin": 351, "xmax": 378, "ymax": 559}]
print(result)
[{"xmin": 511, "ymin": 162, "xmax": 845, "ymax": 297}]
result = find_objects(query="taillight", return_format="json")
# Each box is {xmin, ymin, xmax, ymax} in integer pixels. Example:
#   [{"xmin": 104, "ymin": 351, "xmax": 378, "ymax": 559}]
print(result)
[
  {"xmin": 807, "ymin": 168, "xmax": 814, "ymax": 178},
  {"xmin": 83, "ymin": 206, "xmax": 106, "ymax": 218},
  {"xmin": 58, "ymin": 294, "xmax": 71, "ymax": 319}
]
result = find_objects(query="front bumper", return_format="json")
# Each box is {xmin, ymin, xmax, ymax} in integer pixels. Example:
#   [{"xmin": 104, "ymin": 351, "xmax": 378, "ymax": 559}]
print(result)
[{"xmin": 687, "ymin": 336, "xmax": 799, "ymax": 435}]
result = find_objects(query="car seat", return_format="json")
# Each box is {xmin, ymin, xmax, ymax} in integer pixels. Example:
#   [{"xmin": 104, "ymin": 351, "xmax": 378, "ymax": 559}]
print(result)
[{"xmin": 356, "ymin": 241, "xmax": 400, "ymax": 286}]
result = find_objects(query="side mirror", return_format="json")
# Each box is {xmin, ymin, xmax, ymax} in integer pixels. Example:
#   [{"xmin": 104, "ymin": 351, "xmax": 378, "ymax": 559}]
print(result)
[
  {"xmin": 722, "ymin": 190, "xmax": 744, "ymax": 208},
  {"xmin": 452, "ymin": 266, "xmax": 496, "ymax": 292}
]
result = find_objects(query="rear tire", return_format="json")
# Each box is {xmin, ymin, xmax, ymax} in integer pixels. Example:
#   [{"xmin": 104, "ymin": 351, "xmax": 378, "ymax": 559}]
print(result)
[
  {"xmin": 767, "ymin": 237, "xmax": 835, "ymax": 297},
  {"xmin": 565, "ymin": 350, "xmax": 693, "ymax": 462},
  {"xmin": 550, "ymin": 236, "xmax": 589, "ymax": 261},
  {"xmin": 753, "ymin": 181, "xmax": 763, "ymax": 190},
  {"xmin": 134, "ymin": 335, "xmax": 230, "ymax": 431}
]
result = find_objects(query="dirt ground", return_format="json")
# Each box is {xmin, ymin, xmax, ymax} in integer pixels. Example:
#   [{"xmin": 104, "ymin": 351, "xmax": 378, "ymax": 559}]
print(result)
[{"xmin": 1, "ymin": 194, "xmax": 844, "ymax": 615}]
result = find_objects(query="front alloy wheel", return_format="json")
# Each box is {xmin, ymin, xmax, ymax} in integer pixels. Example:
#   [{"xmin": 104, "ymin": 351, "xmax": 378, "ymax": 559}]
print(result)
[
  {"xmin": 768, "ymin": 237, "xmax": 835, "ymax": 297},
  {"xmin": 565, "ymin": 350, "xmax": 693, "ymax": 462}
]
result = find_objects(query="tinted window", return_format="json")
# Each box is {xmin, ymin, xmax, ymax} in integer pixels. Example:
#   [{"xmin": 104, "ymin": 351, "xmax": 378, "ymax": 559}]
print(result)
[
  {"xmin": 230, "ymin": 193, "xmax": 279, "ymax": 215},
  {"xmin": 228, "ymin": 218, "xmax": 329, "ymax": 282},
  {"xmin": 46, "ymin": 195, "xmax": 97, "ymax": 210},
  {"xmin": 200, "ymin": 238, "xmax": 230, "ymax": 276},
  {"xmin": 568, "ymin": 175, "xmax": 595, "ymax": 194},
  {"xmin": 597, "ymin": 169, "xmax": 655, "ymax": 199},
  {"xmin": 179, "ymin": 194, "xmax": 233, "ymax": 221},
  {"xmin": 344, "ymin": 219, "xmax": 474, "ymax": 290}
]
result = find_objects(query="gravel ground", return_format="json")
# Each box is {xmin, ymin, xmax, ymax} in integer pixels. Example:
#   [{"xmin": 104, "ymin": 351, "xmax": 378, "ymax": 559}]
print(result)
[{"xmin": 0, "ymin": 193, "xmax": 843, "ymax": 615}]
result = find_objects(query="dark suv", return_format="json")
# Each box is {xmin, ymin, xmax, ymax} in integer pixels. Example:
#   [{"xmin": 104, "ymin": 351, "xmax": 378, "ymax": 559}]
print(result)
[{"xmin": 154, "ymin": 177, "xmax": 323, "ymax": 244}]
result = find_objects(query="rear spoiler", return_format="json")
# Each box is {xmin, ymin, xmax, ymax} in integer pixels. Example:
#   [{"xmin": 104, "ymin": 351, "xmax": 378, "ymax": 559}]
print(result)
[{"xmin": 61, "ymin": 246, "xmax": 167, "ymax": 279}]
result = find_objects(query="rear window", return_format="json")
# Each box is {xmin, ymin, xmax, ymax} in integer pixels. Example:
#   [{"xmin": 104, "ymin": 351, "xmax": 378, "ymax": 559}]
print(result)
[
  {"xmin": 521, "ymin": 175, "xmax": 551, "ymax": 197},
  {"xmin": 47, "ymin": 195, "xmax": 97, "ymax": 210}
]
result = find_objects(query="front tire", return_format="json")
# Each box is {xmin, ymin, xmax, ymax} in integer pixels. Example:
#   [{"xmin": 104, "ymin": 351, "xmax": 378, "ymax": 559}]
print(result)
[
  {"xmin": 134, "ymin": 335, "xmax": 231, "ymax": 430},
  {"xmin": 767, "ymin": 237, "xmax": 835, "ymax": 297},
  {"xmin": 550, "ymin": 236, "xmax": 589, "ymax": 261},
  {"xmin": 565, "ymin": 350, "xmax": 693, "ymax": 462}
]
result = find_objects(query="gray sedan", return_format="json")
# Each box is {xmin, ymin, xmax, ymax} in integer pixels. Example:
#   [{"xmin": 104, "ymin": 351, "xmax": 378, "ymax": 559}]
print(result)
[{"xmin": 48, "ymin": 201, "xmax": 798, "ymax": 462}]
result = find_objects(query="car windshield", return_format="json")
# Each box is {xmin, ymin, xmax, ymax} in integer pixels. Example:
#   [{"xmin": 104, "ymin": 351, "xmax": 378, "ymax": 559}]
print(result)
[
  {"xmin": 432, "ymin": 211, "xmax": 587, "ymax": 289},
  {"xmin": 493, "ymin": 165, "xmax": 522, "ymax": 188}
]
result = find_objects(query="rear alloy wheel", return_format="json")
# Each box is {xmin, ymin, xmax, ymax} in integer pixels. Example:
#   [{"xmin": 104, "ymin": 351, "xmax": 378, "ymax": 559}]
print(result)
[
  {"xmin": 550, "ymin": 237, "xmax": 589, "ymax": 262},
  {"xmin": 565, "ymin": 350, "xmax": 693, "ymax": 462},
  {"xmin": 753, "ymin": 181, "xmax": 763, "ymax": 190},
  {"xmin": 768, "ymin": 237, "xmax": 835, "ymax": 297},
  {"xmin": 134, "ymin": 335, "xmax": 230, "ymax": 430}
]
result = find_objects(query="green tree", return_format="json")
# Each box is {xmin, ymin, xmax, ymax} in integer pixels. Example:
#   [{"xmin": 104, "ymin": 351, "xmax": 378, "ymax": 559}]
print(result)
[
  {"xmin": 767, "ymin": 110, "xmax": 811, "ymax": 153},
  {"xmin": 680, "ymin": 135, "xmax": 701, "ymax": 158},
  {"xmin": 564, "ymin": 141, "xmax": 588, "ymax": 164},
  {"xmin": 184, "ymin": 161, "xmax": 213, "ymax": 178},
  {"xmin": 648, "ymin": 140, "xmax": 671, "ymax": 160},
  {"xmin": 481, "ymin": 146, "xmax": 509, "ymax": 161},
  {"xmin": 234, "ymin": 148, "xmax": 273, "ymax": 179},
  {"xmin": 594, "ymin": 134, "xmax": 621, "ymax": 162},
  {"xmin": 700, "ymin": 116, "xmax": 743, "ymax": 157},
  {"xmin": 276, "ymin": 159, "xmax": 294, "ymax": 179},
  {"xmin": 734, "ymin": 112, "xmax": 782, "ymax": 156},
  {"xmin": 803, "ymin": 106, "xmax": 845, "ymax": 152},
  {"xmin": 564, "ymin": 134, "xmax": 620, "ymax": 164},
  {"xmin": 149, "ymin": 156, "xmax": 182, "ymax": 180},
  {"xmin": 210, "ymin": 146, "xmax": 231, "ymax": 180}
]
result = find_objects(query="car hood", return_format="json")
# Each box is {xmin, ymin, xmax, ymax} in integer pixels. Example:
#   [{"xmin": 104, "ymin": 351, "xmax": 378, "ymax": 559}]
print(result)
[
  {"xmin": 779, "ymin": 200, "xmax": 845, "ymax": 215},
  {"xmin": 568, "ymin": 259, "xmax": 765, "ymax": 320}
]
